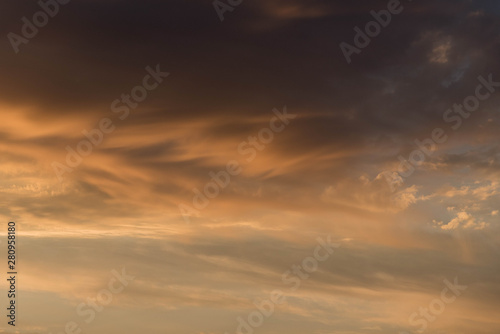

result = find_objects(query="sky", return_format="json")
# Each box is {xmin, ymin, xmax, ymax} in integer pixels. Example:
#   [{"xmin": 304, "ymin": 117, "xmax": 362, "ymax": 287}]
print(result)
[{"xmin": 0, "ymin": 0, "xmax": 499, "ymax": 333}]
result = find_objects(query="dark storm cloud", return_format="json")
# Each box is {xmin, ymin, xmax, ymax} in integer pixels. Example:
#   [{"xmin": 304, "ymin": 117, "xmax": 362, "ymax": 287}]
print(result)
[{"xmin": 0, "ymin": 0, "xmax": 497, "ymax": 132}]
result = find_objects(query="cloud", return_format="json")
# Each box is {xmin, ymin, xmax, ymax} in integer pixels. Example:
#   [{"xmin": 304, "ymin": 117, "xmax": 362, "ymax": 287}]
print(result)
[
  {"xmin": 1, "ymin": 0, "xmax": 500, "ymax": 333},
  {"xmin": 436, "ymin": 211, "xmax": 488, "ymax": 230}
]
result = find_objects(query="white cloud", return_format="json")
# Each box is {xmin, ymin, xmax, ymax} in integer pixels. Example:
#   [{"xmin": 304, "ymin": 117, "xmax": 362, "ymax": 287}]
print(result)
[{"xmin": 440, "ymin": 211, "xmax": 488, "ymax": 230}]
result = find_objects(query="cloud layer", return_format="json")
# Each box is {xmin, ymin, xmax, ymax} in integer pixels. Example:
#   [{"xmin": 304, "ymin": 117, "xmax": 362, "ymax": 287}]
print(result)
[{"xmin": 0, "ymin": 0, "xmax": 499, "ymax": 333}]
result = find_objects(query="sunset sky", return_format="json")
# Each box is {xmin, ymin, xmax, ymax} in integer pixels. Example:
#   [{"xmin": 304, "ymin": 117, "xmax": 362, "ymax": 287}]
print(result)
[{"xmin": 1, "ymin": 0, "xmax": 500, "ymax": 333}]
